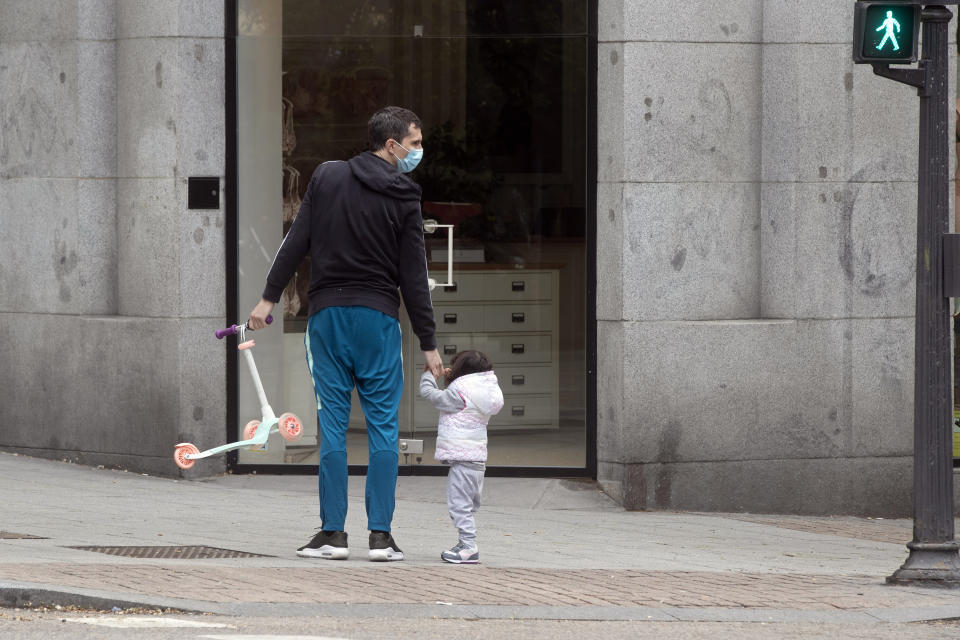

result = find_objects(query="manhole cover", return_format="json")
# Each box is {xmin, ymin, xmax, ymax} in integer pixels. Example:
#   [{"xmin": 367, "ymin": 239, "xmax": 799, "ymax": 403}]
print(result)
[
  {"xmin": 0, "ymin": 531, "xmax": 47, "ymax": 539},
  {"xmin": 67, "ymin": 545, "xmax": 270, "ymax": 559}
]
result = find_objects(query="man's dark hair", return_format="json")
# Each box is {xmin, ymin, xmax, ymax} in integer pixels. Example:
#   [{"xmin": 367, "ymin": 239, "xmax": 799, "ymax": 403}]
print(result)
[
  {"xmin": 368, "ymin": 106, "xmax": 421, "ymax": 151},
  {"xmin": 446, "ymin": 349, "xmax": 494, "ymax": 384}
]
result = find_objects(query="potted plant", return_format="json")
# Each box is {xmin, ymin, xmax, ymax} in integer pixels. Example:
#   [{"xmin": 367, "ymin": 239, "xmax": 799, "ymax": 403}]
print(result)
[{"xmin": 415, "ymin": 121, "xmax": 500, "ymax": 232}]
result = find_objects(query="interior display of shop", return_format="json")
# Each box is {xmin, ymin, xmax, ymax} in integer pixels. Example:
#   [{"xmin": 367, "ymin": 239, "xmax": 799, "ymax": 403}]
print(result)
[{"xmin": 235, "ymin": 0, "xmax": 591, "ymax": 470}]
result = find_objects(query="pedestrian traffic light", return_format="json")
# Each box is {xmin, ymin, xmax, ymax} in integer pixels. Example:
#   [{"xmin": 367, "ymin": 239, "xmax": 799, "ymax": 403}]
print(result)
[{"xmin": 853, "ymin": 2, "xmax": 921, "ymax": 64}]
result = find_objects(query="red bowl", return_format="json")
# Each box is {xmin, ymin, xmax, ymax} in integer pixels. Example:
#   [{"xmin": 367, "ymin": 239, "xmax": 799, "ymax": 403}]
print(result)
[{"xmin": 422, "ymin": 201, "xmax": 482, "ymax": 225}]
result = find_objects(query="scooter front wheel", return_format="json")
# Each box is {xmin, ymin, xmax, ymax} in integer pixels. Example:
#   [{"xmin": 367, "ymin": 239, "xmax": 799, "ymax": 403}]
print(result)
[
  {"xmin": 174, "ymin": 443, "xmax": 199, "ymax": 470},
  {"xmin": 244, "ymin": 420, "xmax": 265, "ymax": 450},
  {"xmin": 278, "ymin": 412, "xmax": 303, "ymax": 441}
]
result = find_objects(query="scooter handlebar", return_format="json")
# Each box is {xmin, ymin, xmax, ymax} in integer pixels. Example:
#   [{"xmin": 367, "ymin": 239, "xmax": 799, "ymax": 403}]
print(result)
[{"xmin": 215, "ymin": 315, "xmax": 272, "ymax": 340}]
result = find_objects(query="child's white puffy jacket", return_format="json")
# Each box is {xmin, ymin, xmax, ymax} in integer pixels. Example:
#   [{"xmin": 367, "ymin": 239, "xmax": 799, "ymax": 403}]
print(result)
[{"xmin": 420, "ymin": 370, "xmax": 504, "ymax": 462}]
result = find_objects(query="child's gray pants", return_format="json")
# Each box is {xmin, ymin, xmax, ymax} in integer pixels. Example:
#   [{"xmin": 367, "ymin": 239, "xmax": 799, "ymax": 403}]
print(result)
[{"xmin": 446, "ymin": 461, "xmax": 485, "ymax": 546}]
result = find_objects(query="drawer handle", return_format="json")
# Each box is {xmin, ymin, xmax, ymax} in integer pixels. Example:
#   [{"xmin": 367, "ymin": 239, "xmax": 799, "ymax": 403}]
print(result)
[
  {"xmin": 512, "ymin": 312, "xmax": 525, "ymax": 323},
  {"xmin": 512, "ymin": 374, "xmax": 525, "ymax": 386},
  {"xmin": 512, "ymin": 280, "xmax": 525, "ymax": 292},
  {"xmin": 444, "ymin": 345, "xmax": 457, "ymax": 355},
  {"xmin": 443, "ymin": 313, "xmax": 458, "ymax": 324},
  {"xmin": 512, "ymin": 405, "xmax": 525, "ymax": 417},
  {"xmin": 511, "ymin": 343, "xmax": 525, "ymax": 354}
]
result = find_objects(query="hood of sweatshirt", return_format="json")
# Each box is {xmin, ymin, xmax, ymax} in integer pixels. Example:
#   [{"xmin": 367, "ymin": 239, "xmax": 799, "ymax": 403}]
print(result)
[
  {"xmin": 450, "ymin": 371, "xmax": 504, "ymax": 416},
  {"xmin": 348, "ymin": 151, "xmax": 422, "ymax": 202}
]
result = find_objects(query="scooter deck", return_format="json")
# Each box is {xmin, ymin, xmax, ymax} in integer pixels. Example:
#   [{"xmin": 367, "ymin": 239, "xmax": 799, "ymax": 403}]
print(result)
[{"xmin": 185, "ymin": 418, "xmax": 279, "ymax": 460}]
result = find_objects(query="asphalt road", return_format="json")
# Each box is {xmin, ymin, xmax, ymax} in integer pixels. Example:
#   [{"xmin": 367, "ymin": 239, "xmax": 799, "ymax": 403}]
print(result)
[{"xmin": 2, "ymin": 607, "xmax": 960, "ymax": 640}]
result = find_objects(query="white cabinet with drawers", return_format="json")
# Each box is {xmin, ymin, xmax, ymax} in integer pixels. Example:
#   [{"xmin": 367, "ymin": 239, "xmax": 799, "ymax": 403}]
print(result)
[{"xmin": 414, "ymin": 267, "xmax": 560, "ymax": 432}]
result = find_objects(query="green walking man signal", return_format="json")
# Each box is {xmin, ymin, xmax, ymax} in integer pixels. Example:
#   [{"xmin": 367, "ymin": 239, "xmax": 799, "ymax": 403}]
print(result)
[
  {"xmin": 875, "ymin": 10, "xmax": 901, "ymax": 51},
  {"xmin": 853, "ymin": 2, "xmax": 920, "ymax": 64}
]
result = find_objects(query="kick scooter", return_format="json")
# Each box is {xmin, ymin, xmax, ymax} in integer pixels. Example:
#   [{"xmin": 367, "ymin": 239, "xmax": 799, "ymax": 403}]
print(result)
[{"xmin": 173, "ymin": 315, "xmax": 303, "ymax": 470}]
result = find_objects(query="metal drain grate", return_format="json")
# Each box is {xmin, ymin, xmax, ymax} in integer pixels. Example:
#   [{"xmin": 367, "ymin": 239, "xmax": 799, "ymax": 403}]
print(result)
[
  {"xmin": 0, "ymin": 531, "xmax": 47, "ymax": 539},
  {"xmin": 67, "ymin": 545, "xmax": 271, "ymax": 559}
]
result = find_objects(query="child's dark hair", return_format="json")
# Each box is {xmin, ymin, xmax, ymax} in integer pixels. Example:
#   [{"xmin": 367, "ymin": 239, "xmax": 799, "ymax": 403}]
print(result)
[{"xmin": 446, "ymin": 349, "xmax": 493, "ymax": 383}]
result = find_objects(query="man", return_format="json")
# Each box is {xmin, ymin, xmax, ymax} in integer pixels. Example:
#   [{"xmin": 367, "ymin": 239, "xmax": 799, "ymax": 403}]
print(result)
[{"xmin": 249, "ymin": 106, "xmax": 443, "ymax": 561}]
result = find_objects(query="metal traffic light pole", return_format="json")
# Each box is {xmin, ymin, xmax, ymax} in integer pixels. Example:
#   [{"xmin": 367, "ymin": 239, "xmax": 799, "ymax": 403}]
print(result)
[{"xmin": 871, "ymin": 4, "xmax": 960, "ymax": 586}]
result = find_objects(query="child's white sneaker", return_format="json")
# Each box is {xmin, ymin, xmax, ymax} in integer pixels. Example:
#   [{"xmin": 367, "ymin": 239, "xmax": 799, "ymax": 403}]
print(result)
[{"xmin": 441, "ymin": 541, "xmax": 479, "ymax": 564}]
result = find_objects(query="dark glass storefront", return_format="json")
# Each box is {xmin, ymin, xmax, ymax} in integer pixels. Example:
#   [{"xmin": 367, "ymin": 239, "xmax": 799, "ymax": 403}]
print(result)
[{"xmin": 228, "ymin": 0, "xmax": 596, "ymax": 474}]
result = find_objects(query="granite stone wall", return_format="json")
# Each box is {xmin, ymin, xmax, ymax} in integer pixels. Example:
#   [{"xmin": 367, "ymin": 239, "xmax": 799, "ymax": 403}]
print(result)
[
  {"xmin": 597, "ymin": 0, "xmax": 957, "ymax": 516},
  {"xmin": 1, "ymin": 0, "xmax": 957, "ymax": 509},
  {"xmin": 0, "ymin": 1, "xmax": 227, "ymax": 477}
]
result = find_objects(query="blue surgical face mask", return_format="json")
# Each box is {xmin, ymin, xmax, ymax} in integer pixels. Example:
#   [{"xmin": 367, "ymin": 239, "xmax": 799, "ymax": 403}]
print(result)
[{"xmin": 392, "ymin": 142, "xmax": 423, "ymax": 173}]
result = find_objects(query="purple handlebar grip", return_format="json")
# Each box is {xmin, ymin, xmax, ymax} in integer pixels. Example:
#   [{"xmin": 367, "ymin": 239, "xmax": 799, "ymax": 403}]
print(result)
[
  {"xmin": 215, "ymin": 325, "xmax": 239, "ymax": 340},
  {"xmin": 214, "ymin": 314, "xmax": 273, "ymax": 339}
]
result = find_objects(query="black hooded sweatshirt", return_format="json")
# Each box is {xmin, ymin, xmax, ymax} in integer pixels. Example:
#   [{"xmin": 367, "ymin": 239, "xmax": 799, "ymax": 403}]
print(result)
[{"xmin": 262, "ymin": 152, "xmax": 436, "ymax": 351}]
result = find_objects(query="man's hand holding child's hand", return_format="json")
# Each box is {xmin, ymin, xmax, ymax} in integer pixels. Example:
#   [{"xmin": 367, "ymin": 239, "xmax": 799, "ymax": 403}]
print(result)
[{"xmin": 423, "ymin": 348, "xmax": 444, "ymax": 380}]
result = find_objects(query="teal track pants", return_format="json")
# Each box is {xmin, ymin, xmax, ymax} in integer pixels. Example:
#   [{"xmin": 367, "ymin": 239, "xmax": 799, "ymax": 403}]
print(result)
[{"xmin": 304, "ymin": 306, "xmax": 403, "ymax": 532}]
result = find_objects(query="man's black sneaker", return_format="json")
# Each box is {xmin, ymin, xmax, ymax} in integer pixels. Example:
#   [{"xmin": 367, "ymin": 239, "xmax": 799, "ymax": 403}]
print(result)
[
  {"xmin": 368, "ymin": 531, "xmax": 404, "ymax": 561},
  {"xmin": 297, "ymin": 530, "xmax": 349, "ymax": 559}
]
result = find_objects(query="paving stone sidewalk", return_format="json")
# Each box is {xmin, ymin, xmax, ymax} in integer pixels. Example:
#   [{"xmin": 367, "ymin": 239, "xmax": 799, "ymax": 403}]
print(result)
[
  {"xmin": 1, "ymin": 564, "xmax": 957, "ymax": 611},
  {"xmin": 1, "ymin": 452, "xmax": 959, "ymax": 623}
]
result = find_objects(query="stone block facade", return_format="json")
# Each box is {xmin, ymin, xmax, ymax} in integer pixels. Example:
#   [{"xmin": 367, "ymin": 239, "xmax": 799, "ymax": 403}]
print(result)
[
  {"xmin": 1, "ymin": 1, "xmax": 956, "ymax": 513},
  {"xmin": 0, "ymin": 1, "xmax": 226, "ymax": 477},
  {"xmin": 597, "ymin": 0, "xmax": 957, "ymax": 516}
]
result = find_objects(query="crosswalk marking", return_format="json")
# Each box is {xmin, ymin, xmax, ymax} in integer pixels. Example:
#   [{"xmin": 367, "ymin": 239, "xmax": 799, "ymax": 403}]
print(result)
[
  {"xmin": 199, "ymin": 636, "xmax": 352, "ymax": 640},
  {"xmin": 65, "ymin": 616, "xmax": 232, "ymax": 628}
]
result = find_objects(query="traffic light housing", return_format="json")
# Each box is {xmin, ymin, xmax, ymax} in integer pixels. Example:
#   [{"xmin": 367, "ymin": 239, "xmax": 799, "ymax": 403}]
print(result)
[{"xmin": 853, "ymin": 2, "xmax": 921, "ymax": 64}]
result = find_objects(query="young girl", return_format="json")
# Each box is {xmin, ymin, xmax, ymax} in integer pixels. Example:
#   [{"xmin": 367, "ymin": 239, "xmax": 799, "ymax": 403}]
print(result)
[{"xmin": 419, "ymin": 349, "xmax": 503, "ymax": 564}]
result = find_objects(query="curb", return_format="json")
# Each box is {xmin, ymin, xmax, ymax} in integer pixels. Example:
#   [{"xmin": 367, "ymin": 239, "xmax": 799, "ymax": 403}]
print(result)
[
  {"xmin": 0, "ymin": 582, "xmax": 216, "ymax": 615},
  {"xmin": 3, "ymin": 582, "xmax": 960, "ymax": 623}
]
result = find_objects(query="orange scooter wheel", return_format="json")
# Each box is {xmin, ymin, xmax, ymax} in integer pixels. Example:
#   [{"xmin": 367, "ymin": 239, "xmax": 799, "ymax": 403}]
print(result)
[
  {"xmin": 244, "ymin": 419, "xmax": 265, "ymax": 450},
  {"xmin": 174, "ymin": 443, "xmax": 199, "ymax": 470},
  {"xmin": 278, "ymin": 412, "xmax": 303, "ymax": 441}
]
